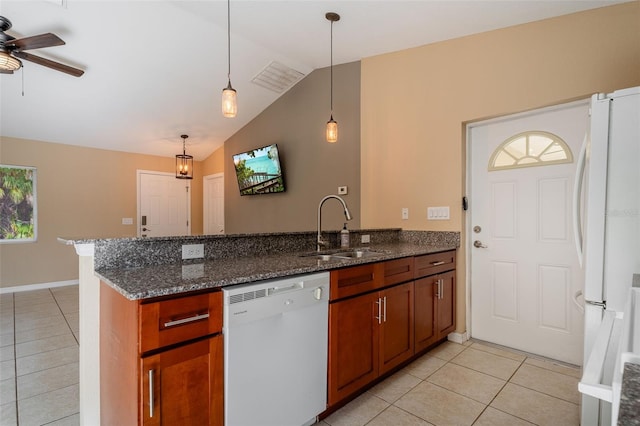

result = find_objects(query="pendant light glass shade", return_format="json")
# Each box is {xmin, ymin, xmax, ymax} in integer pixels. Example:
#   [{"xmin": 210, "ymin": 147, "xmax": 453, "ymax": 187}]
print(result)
[
  {"xmin": 176, "ymin": 135, "xmax": 193, "ymax": 180},
  {"xmin": 222, "ymin": 0, "xmax": 237, "ymax": 118},
  {"xmin": 325, "ymin": 12, "xmax": 340, "ymax": 143},
  {"xmin": 222, "ymin": 81, "xmax": 237, "ymax": 118},
  {"xmin": 326, "ymin": 116, "xmax": 338, "ymax": 143}
]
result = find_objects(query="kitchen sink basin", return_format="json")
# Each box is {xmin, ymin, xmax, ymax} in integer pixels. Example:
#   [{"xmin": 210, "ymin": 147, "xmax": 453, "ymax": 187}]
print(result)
[{"xmin": 302, "ymin": 249, "xmax": 386, "ymax": 261}]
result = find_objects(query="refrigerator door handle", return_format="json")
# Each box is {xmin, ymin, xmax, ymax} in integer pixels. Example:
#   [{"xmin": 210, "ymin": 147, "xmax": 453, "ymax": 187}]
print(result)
[
  {"xmin": 572, "ymin": 290, "xmax": 585, "ymax": 314},
  {"xmin": 572, "ymin": 132, "xmax": 588, "ymax": 267}
]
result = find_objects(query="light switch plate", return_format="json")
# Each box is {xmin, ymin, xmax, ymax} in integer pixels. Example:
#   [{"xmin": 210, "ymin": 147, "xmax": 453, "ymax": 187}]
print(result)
[
  {"xmin": 182, "ymin": 244, "xmax": 204, "ymax": 260},
  {"xmin": 121, "ymin": 217, "xmax": 133, "ymax": 225},
  {"xmin": 427, "ymin": 206, "xmax": 450, "ymax": 220},
  {"xmin": 402, "ymin": 208, "xmax": 409, "ymax": 220},
  {"xmin": 338, "ymin": 186, "xmax": 348, "ymax": 195}
]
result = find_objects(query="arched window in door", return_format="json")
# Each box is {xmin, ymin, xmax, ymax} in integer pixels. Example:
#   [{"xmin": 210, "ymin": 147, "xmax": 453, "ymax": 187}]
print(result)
[{"xmin": 489, "ymin": 131, "xmax": 573, "ymax": 171}]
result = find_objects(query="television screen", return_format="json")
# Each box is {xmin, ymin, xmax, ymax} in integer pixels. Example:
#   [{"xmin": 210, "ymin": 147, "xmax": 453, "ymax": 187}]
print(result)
[{"xmin": 233, "ymin": 144, "xmax": 285, "ymax": 196}]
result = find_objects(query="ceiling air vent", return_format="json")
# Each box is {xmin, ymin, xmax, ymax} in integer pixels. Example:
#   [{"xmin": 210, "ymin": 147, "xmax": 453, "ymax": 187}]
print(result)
[{"xmin": 251, "ymin": 61, "xmax": 305, "ymax": 93}]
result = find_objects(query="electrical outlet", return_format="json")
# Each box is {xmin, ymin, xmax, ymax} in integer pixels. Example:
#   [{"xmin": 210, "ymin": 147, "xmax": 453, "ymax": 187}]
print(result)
[
  {"xmin": 182, "ymin": 244, "xmax": 204, "ymax": 260},
  {"xmin": 121, "ymin": 217, "xmax": 133, "ymax": 225},
  {"xmin": 338, "ymin": 186, "xmax": 348, "ymax": 195},
  {"xmin": 361, "ymin": 234, "xmax": 371, "ymax": 244},
  {"xmin": 402, "ymin": 208, "xmax": 409, "ymax": 220}
]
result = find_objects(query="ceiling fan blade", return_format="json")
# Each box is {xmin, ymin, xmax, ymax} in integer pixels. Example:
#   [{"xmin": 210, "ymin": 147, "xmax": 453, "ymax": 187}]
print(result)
[
  {"xmin": 13, "ymin": 51, "xmax": 84, "ymax": 77},
  {"xmin": 6, "ymin": 33, "xmax": 65, "ymax": 51}
]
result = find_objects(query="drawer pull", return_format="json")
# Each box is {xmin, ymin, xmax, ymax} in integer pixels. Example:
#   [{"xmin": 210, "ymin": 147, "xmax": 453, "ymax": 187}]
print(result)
[
  {"xmin": 431, "ymin": 261, "xmax": 446, "ymax": 266},
  {"xmin": 164, "ymin": 312, "xmax": 210, "ymax": 328}
]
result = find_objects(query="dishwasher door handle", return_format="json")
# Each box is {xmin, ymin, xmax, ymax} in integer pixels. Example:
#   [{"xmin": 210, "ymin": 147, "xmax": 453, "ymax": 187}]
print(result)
[{"xmin": 267, "ymin": 282, "xmax": 303, "ymax": 296}]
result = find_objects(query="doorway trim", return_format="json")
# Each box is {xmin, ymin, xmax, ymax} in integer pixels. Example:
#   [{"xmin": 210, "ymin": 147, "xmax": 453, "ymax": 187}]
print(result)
[{"xmin": 464, "ymin": 98, "xmax": 589, "ymax": 340}]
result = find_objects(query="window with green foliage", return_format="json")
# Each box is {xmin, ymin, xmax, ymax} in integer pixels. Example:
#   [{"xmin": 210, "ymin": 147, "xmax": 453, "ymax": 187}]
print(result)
[{"xmin": 0, "ymin": 165, "xmax": 37, "ymax": 243}]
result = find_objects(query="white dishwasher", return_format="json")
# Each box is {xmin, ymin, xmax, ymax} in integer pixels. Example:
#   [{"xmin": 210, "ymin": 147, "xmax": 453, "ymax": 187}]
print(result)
[{"xmin": 223, "ymin": 272, "xmax": 329, "ymax": 426}]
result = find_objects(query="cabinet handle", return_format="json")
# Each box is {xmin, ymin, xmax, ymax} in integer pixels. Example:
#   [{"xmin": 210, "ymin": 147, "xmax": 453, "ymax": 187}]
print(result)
[
  {"xmin": 439, "ymin": 279, "xmax": 444, "ymax": 300},
  {"xmin": 148, "ymin": 369, "xmax": 154, "ymax": 418},
  {"xmin": 375, "ymin": 298, "xmax": 382, "ymax": 324},
  {"xmin": 163, "ymin": 312, "xmax": 209, "ymax": 328},
  {"xmin": 431, "ymin": 261, "xmax": 445, "ymax": 266},
  {"xmin": 383, "ymin": 296, "xmax": 387, "ymax": 323}
]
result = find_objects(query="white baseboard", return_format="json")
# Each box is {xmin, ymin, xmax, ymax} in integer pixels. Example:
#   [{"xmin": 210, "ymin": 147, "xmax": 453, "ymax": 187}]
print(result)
[
  {"xmin": 447, "ymin": 331, "xmax": 470, "ymax": 344},
  {"xmin": 0, "ymin": 279, "xmax": 79, "ymax": 294}
]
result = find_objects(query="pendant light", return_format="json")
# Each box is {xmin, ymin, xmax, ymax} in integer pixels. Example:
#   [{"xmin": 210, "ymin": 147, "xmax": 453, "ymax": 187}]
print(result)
[
  {"xmin": 325, "ymin": 12, "xmax": 340, "ymax": 143},
  {"xmin": 176, "ymin": 135, "xmax": 194, "ymax": 180},
  {"xmin": 222, "ymin": 0, "xmax": 237, "ymax": 118}
]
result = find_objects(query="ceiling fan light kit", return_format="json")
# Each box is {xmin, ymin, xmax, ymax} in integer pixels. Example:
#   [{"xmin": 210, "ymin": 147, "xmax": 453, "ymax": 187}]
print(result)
[
  {"xmin": 325, "ymin": 12, "xmax": 340, "ymax": 143},
  {"xmin": 222, "ymin": 0, "xmax": 237, "ymax": 118},
  {"xmin": 0, "ymin": 50, "xmax": 20, "ymax": 72},
  {"xmin": 0, "ymin": 16, "xmax": 84, "ymax": 77},
  {"xmin": 176, "ymin": 135, "xmax": 194, "ymax": 180}
]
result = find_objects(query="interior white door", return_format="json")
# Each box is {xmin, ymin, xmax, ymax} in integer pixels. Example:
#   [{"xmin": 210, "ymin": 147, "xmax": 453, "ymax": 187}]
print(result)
[
  {"xmin": 138, "ymin": 171, "xmax": 190, "ymax": 237},
  {"xmin": 203, "ymin": 173, "xmax": 224, "ymax": 235},
  {"xmin": 469, "ymin": 102, "xmax": 588, "ymax": 365}
]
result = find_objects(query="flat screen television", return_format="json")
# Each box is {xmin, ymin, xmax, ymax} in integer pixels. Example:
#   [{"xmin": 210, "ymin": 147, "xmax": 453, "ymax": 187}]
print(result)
[{"xmin": 233, "ymin": 144, "xmax": 285, "ymax": 196}]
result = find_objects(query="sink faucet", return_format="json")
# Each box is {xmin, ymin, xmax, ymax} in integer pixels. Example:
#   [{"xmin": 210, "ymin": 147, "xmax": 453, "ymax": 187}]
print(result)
[{"xmin": 317, "ymin": 195, "xmax": 353, "ymax": 252}]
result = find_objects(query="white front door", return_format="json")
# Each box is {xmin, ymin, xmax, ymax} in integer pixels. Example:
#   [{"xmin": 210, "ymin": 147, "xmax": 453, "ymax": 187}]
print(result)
[
  {"xmin": 138, "ymin": 171, "xmax": 190, "ymax": 237},
  {"xmin": 203, "ymin": 173, "xmax": 224, "ymax": 235},
  {"xmin": 468, "ymin": 101, "xmax": 588, "ymax": 365}
]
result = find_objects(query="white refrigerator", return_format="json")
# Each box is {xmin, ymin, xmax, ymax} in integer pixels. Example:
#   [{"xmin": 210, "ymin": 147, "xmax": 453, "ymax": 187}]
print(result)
[{"xmin": 576, "ymin": 86, "xmax": 640, "ymax": 425}]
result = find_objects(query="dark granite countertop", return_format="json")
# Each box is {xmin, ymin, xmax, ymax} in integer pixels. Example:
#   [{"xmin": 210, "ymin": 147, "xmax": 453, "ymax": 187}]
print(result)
[
  {"xmin": 96, "ymin": 242, "xmax": 456, "ymax": 300},
  {"xmin": 618, "ymin": 363, "xmax": 640, "ymax": 425}
]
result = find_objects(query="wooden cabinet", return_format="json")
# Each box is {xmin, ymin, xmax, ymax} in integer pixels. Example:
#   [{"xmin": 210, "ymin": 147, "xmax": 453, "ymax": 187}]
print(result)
[
  {"xmin": 328, "ymin": 258, "xmax": 414, "ymax": 406},
  {"xmin": 414, "ymin": 251, "xmax": 456, "ymax": 353},
  {"xmin": 327, "ymin": 250, "xmax": 456, "ymax": 408},
  {"xmin": 100, "ymin": 283, "xmax": 223, "ymax": 426}
]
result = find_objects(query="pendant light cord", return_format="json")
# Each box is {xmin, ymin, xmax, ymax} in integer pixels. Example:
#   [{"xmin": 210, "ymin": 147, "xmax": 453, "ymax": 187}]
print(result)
[
  {"xmin": 227, "ymin": 0, "xmax": 231, "ymax": 82},
  {"xmin": 330, "ymin": 19, "xmax": 333, "ymax": 115}
]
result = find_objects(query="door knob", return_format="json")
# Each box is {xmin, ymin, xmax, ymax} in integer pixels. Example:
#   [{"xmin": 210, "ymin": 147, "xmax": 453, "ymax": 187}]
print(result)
[
  {"xmin": 142, "ymin": 227, "xmax": 151, "ymax": 232},
  {"xmin": 473, "ymin": 240, "xmax": 488, "ymax": 248}
]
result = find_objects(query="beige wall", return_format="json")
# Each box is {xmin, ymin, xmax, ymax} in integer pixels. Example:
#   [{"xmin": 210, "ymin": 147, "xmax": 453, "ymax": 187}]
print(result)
[
  {"xmin": 221, "ymin": 62, "xmax": 361, "ymax": 234},
  {"xmin": 361, "ymin": 2, "xmax": 640, "ymax": 333},
  {"xmin": 0, "ymin": 137, "xmax": 203, "ymax": 288}
]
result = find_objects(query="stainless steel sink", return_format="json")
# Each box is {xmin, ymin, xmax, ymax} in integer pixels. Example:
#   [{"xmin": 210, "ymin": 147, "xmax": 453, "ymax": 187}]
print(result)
[{"xmin": 302, "ymin": 249, "xmax": 385, "ymax": 261}]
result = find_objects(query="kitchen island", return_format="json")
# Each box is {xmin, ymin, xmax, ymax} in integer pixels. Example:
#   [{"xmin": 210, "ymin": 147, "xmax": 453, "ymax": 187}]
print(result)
[{"xmin": 61, "ymin": 229, "xmax": 459, "ymax": 425}]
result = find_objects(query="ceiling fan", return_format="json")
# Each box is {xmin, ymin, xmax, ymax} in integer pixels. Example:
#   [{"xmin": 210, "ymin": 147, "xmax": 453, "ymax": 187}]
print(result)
[{"xmin": 0, "ymin": 16, "xmax": 84, "ymax": 77}]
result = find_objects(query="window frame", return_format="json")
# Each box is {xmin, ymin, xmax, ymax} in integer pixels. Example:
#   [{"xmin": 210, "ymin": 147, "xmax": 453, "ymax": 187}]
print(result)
[{"xmin": 488, "ymin": 130, "xmax": 573, "ymax": 171}]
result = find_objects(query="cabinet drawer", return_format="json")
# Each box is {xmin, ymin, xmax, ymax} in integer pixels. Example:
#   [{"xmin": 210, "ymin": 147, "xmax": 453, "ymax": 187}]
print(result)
[
  {"xmin": 414, "ymin": 250, "xmax": 456, "ymax": 278},
  {"xmin": 383, "ymin": 257, "xmax": 414, "ymax": 287},
  {"xmin": 139, "ymin": 291, "xmax": 222, "ymax": 353},
  {"xmin": 330, "ymin": 263, "xmax": 384, "ymax": 301}
]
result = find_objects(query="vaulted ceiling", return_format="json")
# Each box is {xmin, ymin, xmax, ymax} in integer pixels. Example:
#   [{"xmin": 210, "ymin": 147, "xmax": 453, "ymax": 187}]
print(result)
[{"xmin": 0, "ymin": 1, "xmax": 629, "ymax": 160}]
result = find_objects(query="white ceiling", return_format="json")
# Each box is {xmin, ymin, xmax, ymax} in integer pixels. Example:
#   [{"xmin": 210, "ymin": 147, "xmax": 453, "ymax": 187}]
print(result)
[{"xmin": 0, "ymin": 0, "xmax": 629, "ymax": 161}]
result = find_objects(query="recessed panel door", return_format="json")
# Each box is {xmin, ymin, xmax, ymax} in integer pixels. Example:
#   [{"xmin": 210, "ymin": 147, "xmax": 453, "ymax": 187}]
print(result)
[
  {"xmin": 469, "ymin": 101, "xmax": 587, "ymax": 365},
  {"xmin": 138, "ymin": 171, "xmax": 190, "ymax": 237}
]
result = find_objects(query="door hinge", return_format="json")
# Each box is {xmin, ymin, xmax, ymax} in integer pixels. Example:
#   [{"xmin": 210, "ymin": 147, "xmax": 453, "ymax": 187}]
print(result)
[{"xmin": 186, "ymin": 186, "xmax": 189, "ymax": 193}]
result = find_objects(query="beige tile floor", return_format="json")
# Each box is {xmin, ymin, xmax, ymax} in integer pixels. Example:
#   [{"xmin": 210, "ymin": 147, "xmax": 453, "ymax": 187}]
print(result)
[
  {"xmin": 0, "ymin": 285, "xmax": 581, "ymax": 426},
  {"xmin": 320, "ymin": 341, "xmax": 582, "ymax": 426},
  {"xmin": 0, "ymin": 285, "xmax": 79, "ymax": 426}
]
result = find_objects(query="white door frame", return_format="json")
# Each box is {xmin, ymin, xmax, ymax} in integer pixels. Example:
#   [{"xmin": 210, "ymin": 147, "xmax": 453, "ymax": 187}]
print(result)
[
  {"xmin": 136, "ymin": 170, "xmax": 191, "ymax": 237},
  {"xmin": 464, "ymin": 99, "xmax": 589, "ymax": 340},
  {"xmin": 203, "ymin": 172, "xmax": 224, "ymax": 235}
]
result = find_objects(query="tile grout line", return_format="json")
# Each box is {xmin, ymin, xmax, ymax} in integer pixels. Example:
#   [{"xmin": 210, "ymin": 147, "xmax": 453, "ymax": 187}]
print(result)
[{"xmin": 469, "ymin": 353, "xmax": 528, "ymax": 425}]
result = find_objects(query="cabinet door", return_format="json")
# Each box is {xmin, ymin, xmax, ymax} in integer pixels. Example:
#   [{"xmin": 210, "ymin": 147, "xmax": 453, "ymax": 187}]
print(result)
[
  {"xmin": 414, "ymin": 276, "xmax": 437, "ymax": 353},
  {"xmin": 379, "ymin": 282, "xmax": 414, "ymax": 374},
  {"xmin": 437, "ymin": 270, "xmax": 456, "ymax": 338},
  {"xmin": 141, "ymin": 335, "xmax": 223, "ymax": 426},
  {"xmin": 328, "ymin": 292, "xmax": 380, "ymax": 406}
]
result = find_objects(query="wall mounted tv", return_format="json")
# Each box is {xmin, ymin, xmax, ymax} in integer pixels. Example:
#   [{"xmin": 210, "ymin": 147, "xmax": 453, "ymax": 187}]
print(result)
[{"xmin": 233, "ymin": 144, "xmax": 285, "ymax": 196}]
